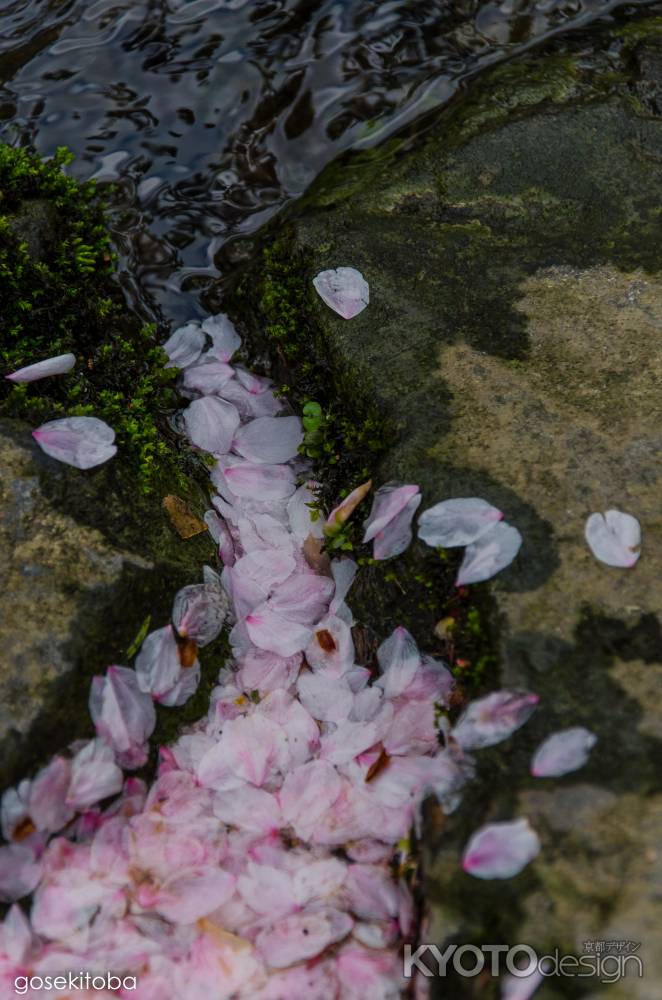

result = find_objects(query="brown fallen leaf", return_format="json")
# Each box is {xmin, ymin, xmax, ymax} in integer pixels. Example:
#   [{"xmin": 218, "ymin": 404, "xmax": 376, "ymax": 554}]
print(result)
[
  {"xmin": 163, "ymin": 495, "xmax": 207, "ymax": 538},
  {"xmin": 302, "ymin": 534, "xmax": 332, "ymax": 575},
  {"xmin": 365, "ymin": 747, "xmax": 391, "ymax": 782}
]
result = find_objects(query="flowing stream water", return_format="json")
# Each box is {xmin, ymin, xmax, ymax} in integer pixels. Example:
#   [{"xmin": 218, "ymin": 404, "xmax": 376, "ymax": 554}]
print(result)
[{"xmin": 1, "ymin": 0, "xmax": 660, "ymax": 327}]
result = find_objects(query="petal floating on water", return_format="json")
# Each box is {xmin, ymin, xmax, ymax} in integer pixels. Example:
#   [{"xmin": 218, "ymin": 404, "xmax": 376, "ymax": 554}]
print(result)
[
  {"xmin": 232, "ymin": 415, "xmax": 303, "ymax": 464},
  {"xmin": 453, "ymin": 689, "xmax": 539, "ymax": 750},
  {"xmin": 456, "ymin": 521, "xmax": 522, "ymax": 585},
  {"xmin": 462, "ymin": 818, "xmax": 540, "ymax": 879},
  {"xmin": 32, "ymin": 416, "xmax": 117, "ymax": 469},
  {"xmin": 163, "ymin": 322, "xmax": 205, "ymax": 369},
  {"xmin": 183, "ymin": 395, "xmax": 240, "ymax": 455},
  {"xmin": 313, "ymin": 267, "xmax": 369, "ymax": 319},
  {"xmin": 6, "ymin": 352, "xmax": 76, "ymax": 383},
  {"xmin": 531, "ymin": 726, "xmax": 597, "ymax": 777},
  {"xmin": 418, "ymin": 497, "xmax": 503, "ymax": 548},
  {"xmin": 585, "ymin": 509, "xmax": 641, "ymax": 568}
]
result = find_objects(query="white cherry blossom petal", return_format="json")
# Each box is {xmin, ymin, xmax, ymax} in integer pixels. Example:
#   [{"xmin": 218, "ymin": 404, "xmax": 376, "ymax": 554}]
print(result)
[{"xmin": 313, "ymin": 267, "xmax": 369, "ymax": 319}]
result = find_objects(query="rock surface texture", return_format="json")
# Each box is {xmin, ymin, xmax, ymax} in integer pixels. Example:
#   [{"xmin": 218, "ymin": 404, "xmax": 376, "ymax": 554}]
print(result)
[
  {"xmin": 269, "ymin": 32, "xmax": 662, "ymax": 1000},
  {"xmin": 0, "ymin": 419, "xmax": 212, "ymax": 788}
]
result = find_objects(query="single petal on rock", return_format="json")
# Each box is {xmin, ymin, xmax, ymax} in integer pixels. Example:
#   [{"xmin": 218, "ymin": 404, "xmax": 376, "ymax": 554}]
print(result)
[
  {"xmin": 453, "ymin": 690, "xmax": 539, "ymax": 750},
  {"xmin": 32, "ymin": 416, "xmax": 116, "ymax": 470},
  {"xmin": 163, "ymin": 322, "xmax": 205, "ymax": 369},
  {"xmin": 456, "ymin": 521, "xmax": 522, "ymax": 586},
  {"xmin": 181, "ymin": 360, "xmax": 235, "ymax": 395},
  {"xmin": 66, "ymin": 740, "xmax": 123, "ymax": 811},
  {"xmin": 183, "ymin": 395, "xmax": 240, "ymax": 454},
  {"xmin": 202, "ymin": 313, "xmax": 242, "ymax": 361},
  {"xmin": 6, "ymin": 352, "xmax": 76, "ymax": 383},
  {"xmin": 372, "ymin": 493, "xmax": 422, "ymax": 560},
  {"xmin": 313, "ymin": 267, "xmax": 369, "ymax": 320},
  {"xmin": 585, "ymin": 510, "xmax": 641, "ymax": 568},
  {"xmin": 232, "ymin": 415, "xmax": 303, "ymax": 464},
  {"xmin": 531, "ymin": 727, "xmax": 597, "ymax": 777},
  {"xmin": 418, "ymin": 497, "xmax": 504, "ymax": 548},
  {"xmin": 363, "ymin": 483, "xmax": 420, "ymax": 543},
  {"xmin": 462, "ymin": 818, "xmax": 540, "ymax": 879}
]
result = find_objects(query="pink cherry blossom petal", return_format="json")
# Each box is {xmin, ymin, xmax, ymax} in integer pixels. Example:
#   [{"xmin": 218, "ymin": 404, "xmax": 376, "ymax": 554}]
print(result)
[
  {"xmin": 363, "ymin": 483, "xmax": 420, "ymax": 543},
  {"xmin": 172, "ymin": 580, "xmax": 228, "ymax": 646},
  {"xmin": 219, "ymin": 456, "xmax": 296, "ymax": 500},
  {"xmin": 585, "ymin": 509, "xmax": 641, "ymax": 568},
  {"xmin": 313, "ymin": 267, "xmax": 369, "ymax": 319},
  {"xmin": 28, "ymin": 757, "xmax": 74, "ymax": 833},
  {"xmin": 0, "ymin": 844, "xmax": 42, "ymax": 902},
  {"xmin": 531, "ymin": 727, "xmax": 597, "ymax": 777},
  {"xmin": 6, "ymin": 352, "xmax": 76, "ymax": 383},
  {"xmin": 418, "ymin": 497, "xmax": 504, "ymax": 548},
  {"xmin": 232, "ymin": 415, "xmax": 303, "ymax": 464},
  {"xmin": 372, "ymin": 492, "xmax": 422, "ymax": 560},
  {"xmin": 163, "ymin": 322, "xmax": 205, "ymax": 368},
  {"xmin": 135, "ymin": 625, "xmax": 182, "ymax": 700},
  {"xmin": 456, "ymin": 521, "xmax": 522, "ymax": 585},
  {"xmin": 183, "ymin": 395, "xmax": 240, "ymax": 455},
  {"xmin": 287, "ymin": 482, "xmax": 324, "ymax": 542},
  {"xmin": 256, "ymin": 907, "xmax": 353, "ymax": 967},
  {"xmin": 89, "ymin": 666, "xmax": 156, "ymax": 766},
  {"xmin": 376, "ymin": 626, "xmax": 421, "ymax": 699},
  {"xmin": 246, "ymin": 606, "xmax": 313, "ymax": 657},
  {"xmin": 32, "ymin": 416, "xmax": 117, "ymax": 469},
  {"xmin": 66, "ymin": 740, "xmax": 124, "ymax": 811},
  {"xmin": 181, "ymin": 360, "xmax": 235, "ymax": 395},
  {"xmin": 462, "ymin": 818, "xmax": 540, "ymax": 879},
  {"xmin": 453, "ymin": 690, "xmax": 539, "ymax": 750},
  {"xmin": 202, "ymin": 313, "xmax": 242, "ymax": 361}
]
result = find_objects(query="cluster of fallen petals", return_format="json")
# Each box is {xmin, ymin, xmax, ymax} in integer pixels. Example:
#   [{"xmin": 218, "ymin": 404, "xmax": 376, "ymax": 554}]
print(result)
[{"xmin": 0, "ymin": 315, "xmax": 616, "ymax": 1000}]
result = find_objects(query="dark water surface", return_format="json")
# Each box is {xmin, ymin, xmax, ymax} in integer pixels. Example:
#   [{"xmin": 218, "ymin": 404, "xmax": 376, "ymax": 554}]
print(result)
[{"xmin": 1, "ymin": 0, "xmax": 659, "ymax": 323}]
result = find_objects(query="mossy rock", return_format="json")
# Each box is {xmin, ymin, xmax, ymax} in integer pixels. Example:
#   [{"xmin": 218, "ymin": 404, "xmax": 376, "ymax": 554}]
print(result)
[
  {"xmin": 0, "ymin": 148, "xmax": 223, "ymax": 788},
  {"xmin": 231, "ymin": 23, "xmax": 662, "ymax": 998}
]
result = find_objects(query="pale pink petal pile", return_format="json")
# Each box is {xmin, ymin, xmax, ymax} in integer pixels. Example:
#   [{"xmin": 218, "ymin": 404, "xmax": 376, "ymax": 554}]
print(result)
[{"xmin": 531, "ymin": 727, "xmax": 597, "ymax": 777}]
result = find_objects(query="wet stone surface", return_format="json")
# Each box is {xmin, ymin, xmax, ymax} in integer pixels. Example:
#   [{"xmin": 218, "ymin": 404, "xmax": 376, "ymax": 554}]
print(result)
[
  {"xmin": 260, "ymin": 36, "xmax": 662, "ymax": 999},
  {"xmin": 0, "ymin": 419, "xmax": 212, "ymax": 789}
]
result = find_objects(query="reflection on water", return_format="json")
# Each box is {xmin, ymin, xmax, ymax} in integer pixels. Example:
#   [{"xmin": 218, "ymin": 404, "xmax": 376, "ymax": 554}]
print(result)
[{"xmin": 0, "ymin": 0, "xmax": 658, "ymax": 322}]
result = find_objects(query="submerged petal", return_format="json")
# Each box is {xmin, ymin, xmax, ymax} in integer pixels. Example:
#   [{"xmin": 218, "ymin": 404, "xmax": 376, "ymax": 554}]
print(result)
[
  {"xmin": 6, "ymin": 352, "xmax": 76, "ymax": 383},
  {"xmin": 183, "ymin": 395, "xmax": 240, "ymax": 455},
  {"xmin": 531, "ymin": 727, "xmax": 597, "ymax": 777},
  {"xmin": 456, "ymin": 521, "xmax": 522, "ymax": 586},
  {"xmin": 32, "ymin": 416, "xmax": 116, "ymax": 470},
  {"xmin": 585, "ymin": 510, "xmax": 641, "ymax": 568},
  {"xmin": 418, "ymin": 497, "xmax": 503, "ymax": 548},
  {"xmin": 313, "ymin": 267, "xmax": 369, "ymax": 320},
  {"xmin": 462, "ymin": 818, "xmax": 540, "ymax": 879}
]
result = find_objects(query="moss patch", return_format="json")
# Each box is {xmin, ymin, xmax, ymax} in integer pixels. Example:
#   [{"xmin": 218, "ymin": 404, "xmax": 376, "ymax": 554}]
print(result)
[{"xmin": 0, "ymin": 144, "xmax": 180, "ymax": 496}]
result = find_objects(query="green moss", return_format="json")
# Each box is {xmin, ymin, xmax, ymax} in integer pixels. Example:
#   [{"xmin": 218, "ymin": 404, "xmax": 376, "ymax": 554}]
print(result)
[
  {"xmin": 0, "ymin": 145, "xmax": 180, "ymax": 493},
  {"xmin": 231, "ymin": 234, "xmax": 390, "ymax": 531}
]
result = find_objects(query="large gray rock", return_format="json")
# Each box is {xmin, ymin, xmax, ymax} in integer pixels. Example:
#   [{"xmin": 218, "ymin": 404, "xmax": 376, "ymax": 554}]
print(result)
[
  {"xmin": 244, "ymin": 30, "xmax": 662, "ymax": 999},
  {"xmin": 0, "ymin": 419, "xmax": 214, "ymax": 788}
]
